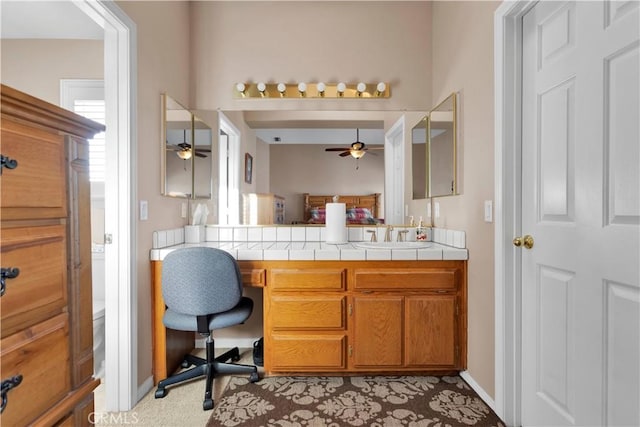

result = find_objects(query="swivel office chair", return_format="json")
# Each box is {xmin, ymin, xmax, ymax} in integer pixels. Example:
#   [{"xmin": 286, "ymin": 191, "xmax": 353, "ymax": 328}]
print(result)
[{"xmin": 154, "ymin": 247, "xmax": 259, "ymax": 410}]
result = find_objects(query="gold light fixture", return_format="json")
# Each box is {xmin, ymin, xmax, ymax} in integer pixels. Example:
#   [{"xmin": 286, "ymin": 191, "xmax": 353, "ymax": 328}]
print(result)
[{"xmin": 233, "ymin": 82, "xmax": 390, "ymax": 98}]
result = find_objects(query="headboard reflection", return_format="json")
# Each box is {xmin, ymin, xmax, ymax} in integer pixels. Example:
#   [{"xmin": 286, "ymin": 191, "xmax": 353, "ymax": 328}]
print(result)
[{"xmin": 303, "ymin": 193, "xmax": 381, "ymax": 223}]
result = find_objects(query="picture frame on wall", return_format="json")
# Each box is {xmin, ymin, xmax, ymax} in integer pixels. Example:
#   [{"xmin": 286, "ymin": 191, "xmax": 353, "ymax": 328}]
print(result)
[{"xmin": 245, "ymin": 153, "xmax": 253, "ymax": 184}]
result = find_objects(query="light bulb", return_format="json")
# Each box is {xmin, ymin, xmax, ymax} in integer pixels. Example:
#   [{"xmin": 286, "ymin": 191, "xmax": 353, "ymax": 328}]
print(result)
[
  {"xmin": 297, "ymin": 82, "xmax": 307, "ymax": 96},
  {"xmin": 350, "ymin": 150, "xmax": 365, "ymax": 159},
  {"xmin": 376, "ymin": 82, "xmax": 386, "ymax": 93},
  {"xmin": 356, "ymin": 82, "xmax": 366, "ymax": 94},
  {"xmin": 277, "ymin": 83, "xmax": 286, "ymax": 96},
  {"xmin": 317, "ymin": 82, "xmax": 326, "ymax": 95},
  {"xmin": 236, "ymin": 83, "xmax": 246, "ymax": 93},
  {"xmin": 257, "ymin": 82, "xmax": 266, "ymax": 93},
  {"xmin": 337, "ymin": 82, "xmax": 346, "ymax": 96}
]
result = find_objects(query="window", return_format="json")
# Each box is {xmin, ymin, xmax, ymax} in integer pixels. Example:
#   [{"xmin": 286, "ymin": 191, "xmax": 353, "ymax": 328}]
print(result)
[{"xmin": 60, "ymin": 80, "xmax": 105, "ymax": 182}]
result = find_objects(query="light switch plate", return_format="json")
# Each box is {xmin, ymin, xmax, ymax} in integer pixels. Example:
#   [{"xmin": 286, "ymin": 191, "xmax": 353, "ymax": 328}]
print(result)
[
  {"xmin": 139, "ymin": 200, "xmax": 148, "ymax": 221},
  {"xmin": 484, "ymin": 200, "xmax": 493, "ymax": 222}
]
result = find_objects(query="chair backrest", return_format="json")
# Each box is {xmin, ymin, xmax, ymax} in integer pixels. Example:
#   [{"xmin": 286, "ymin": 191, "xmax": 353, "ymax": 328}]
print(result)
[{"xmin": 161, "ymin": 247, "xmax": 243, "ymax": 316}]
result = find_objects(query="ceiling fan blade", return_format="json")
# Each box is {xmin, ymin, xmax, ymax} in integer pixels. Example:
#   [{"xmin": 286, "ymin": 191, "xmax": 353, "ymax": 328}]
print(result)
[
  {"xmin": 365, "ymin": 147, "xmax": 385, "ymax": 150},
  {"xmin": 325, "ymin": 147, "xmax": 352, "ymax": 152},
  {"xmin": 339, "ymin": 151, "xmax": 351, "ymax": 157},
  {"xmin": 194, "ymin": 148, "xmax": 211, "ymax": 152},
  {"xmin": 195, "ymin": 152, "xmax": 207, "ymax": 158}
]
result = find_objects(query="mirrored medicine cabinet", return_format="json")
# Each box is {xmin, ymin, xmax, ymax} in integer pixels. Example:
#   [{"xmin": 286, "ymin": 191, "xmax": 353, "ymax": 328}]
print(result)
[
  {"xmin": 412, "ymin": 92, "xmax": 458, "ymax": 199},
  {"xmin": 161, "ymin": 94, "xmax": 213, "ymax": 199}
]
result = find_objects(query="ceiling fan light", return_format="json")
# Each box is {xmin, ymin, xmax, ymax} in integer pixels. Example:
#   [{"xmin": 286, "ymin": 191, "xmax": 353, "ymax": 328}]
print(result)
[
  {"xmin": 177, "ymin": 149, "xmax": 192, "ymax": 160},
  {"xmin": 350, "ymin": 150, "xmax": 365, "ymax": 159}
]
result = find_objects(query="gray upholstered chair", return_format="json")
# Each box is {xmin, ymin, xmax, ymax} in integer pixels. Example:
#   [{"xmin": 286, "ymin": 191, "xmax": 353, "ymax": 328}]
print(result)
[{"xmin": 154, "ymin": 247, "xmax": 259, "ymax": 410}]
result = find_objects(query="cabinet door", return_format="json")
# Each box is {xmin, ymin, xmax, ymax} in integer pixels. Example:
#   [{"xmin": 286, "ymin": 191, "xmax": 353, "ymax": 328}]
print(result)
[
  {"xmin": 352, "ymin": 295, "xmax": 403, "ymax": 367},
  {"xmin": 405, "ymin": 295, "xmax": 457, "ymax": 367}
]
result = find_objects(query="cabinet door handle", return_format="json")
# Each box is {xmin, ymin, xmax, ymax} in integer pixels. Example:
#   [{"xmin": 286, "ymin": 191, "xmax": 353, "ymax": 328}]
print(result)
[
  {"xmin": 0, "ymin": 155, "xmax": 18, "ymax": 175},
  {"xmin": 1, "ymin": 375, "xmax": 23, "ymax": 413},
  {"xmin": 0, "ymin": 267, "xmax": 20, "ymax": 297}
]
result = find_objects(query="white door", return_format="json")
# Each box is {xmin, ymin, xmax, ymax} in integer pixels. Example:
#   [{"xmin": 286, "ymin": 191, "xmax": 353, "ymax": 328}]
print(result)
[{"xmin": 521, "ymin": 1, "xmax": 639, "ymax": 426}]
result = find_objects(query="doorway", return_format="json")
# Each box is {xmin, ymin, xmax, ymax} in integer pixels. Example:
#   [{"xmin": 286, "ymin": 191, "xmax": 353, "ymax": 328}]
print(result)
[{"xmin": 218, "ymin": 112, "xmax": 241, "ymax": 225}]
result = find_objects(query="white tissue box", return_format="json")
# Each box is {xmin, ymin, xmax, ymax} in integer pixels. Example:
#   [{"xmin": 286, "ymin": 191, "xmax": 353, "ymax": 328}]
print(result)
[{"xmin": 184, "ymin": 225, "xmax": 205, "ymax": 243}]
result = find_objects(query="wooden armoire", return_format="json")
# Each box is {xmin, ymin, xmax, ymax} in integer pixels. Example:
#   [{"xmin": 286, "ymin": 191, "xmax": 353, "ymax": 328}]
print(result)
[{"xmin": 1, "ymin": 84, "xmax": 104, "ymax": 426}]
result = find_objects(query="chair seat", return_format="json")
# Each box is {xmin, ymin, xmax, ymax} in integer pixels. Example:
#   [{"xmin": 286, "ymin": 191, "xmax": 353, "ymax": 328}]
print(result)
[{"xmin": 163, "ymin": 297, "xmax": 253, "ymax": 331}]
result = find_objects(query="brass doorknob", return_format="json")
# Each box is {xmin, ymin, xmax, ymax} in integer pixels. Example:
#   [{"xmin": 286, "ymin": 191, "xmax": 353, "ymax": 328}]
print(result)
[{"xmin": 513, "ymin": 235, "xmax": 534, "ymax": 249}]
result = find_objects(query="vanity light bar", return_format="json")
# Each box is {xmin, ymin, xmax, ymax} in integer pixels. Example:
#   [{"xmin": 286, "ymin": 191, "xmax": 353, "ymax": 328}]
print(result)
[{"xmin": 233, "ymin": 82, "xmax": 390, "ymax": 99}]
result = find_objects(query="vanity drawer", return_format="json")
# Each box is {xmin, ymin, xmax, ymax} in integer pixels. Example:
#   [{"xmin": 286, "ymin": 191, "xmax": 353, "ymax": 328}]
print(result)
[
  {"xmin": 270, "ymin": 295, "xmax": 346, "ymax": 329},
  {"xmin": 270, "ymin": 334, "xmax": 346, "ymax": 370},
  {"xmin": 353, "ymin": 268, "xmax": 458, "ymax": 291},
  {"xmin": 0, "ymin": 224, "xmax": 68, "ymax": 339},
  {"xmin": 0, "ymin": 119, "xmax": 67, "ymax": 220},
  {"xmin": 0, "ymin": 313, "xmax": 71, "ymax": 426},
  {"xmin": 270, "ymin": 268, "xmax": 346, "ymax": 291},
  {"xmin": 241, "ymin": 268, "xmax": 266, "ymax": 287}
]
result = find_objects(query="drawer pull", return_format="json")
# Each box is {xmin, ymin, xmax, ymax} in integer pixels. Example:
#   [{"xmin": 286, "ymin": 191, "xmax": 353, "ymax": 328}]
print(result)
[
  {"xmin": 1, "ymin": 375, "xmax": 23, "ymax": 413},
  {"xmin": 0, "ymin": 267, "xmax": 20, "ymax": 297},
  {"xmin": 0, "ymin": 155, "xmax": 18, "ymax": 175}
]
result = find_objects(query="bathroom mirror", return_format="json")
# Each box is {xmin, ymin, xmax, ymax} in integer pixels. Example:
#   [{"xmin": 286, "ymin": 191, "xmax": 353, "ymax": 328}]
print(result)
[
  {"xmin": 161, "ymin": 94, "xmax": 213, "ymax": 199},
  {"xmin": 428, "ymin": 92, "xmax": 457, "ymax": 197},
  {"xmin": 411, "ymin": 115, "xmax": 428, "ymax": 199}
]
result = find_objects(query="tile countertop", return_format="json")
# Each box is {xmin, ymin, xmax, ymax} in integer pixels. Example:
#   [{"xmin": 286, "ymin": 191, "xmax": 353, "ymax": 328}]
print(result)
[{"xmin": 149, "ymin": 241, "xmax": 468, "ymax": 262}]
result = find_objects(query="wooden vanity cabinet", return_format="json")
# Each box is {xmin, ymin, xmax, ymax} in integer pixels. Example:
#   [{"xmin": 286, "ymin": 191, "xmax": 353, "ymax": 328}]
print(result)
[
  {"xmin": 265, "ymin": 265, "xmax": 348, "ymax": 371},
  {"xmin": 0, "ymin": 85, "xmax": 103, "ymax": 426},
  {"xmin": 263, "ymin": 260, "xmax": 467, "ymax": 375}
]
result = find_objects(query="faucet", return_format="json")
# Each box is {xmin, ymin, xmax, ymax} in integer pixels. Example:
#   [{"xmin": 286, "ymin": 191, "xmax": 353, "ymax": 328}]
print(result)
[
  {"xmin": 366, "ymin": 229, "xmax": 377, "ymax": 242},
  {"xmin": 384, "ymin": 225, "xmax": 394, "ymax": 242},
  {"xmin": 397, "ymin": 229, "xmax": 409, "ymax": 242}
]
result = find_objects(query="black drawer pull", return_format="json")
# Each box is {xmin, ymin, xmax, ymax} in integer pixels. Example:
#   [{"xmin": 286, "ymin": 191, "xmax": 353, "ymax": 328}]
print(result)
[
  {"xmin": 0, "ymin": 267, "xmax": 20, "ymax": 297},
  {"xmin": 1, "ymin": 375, "xmax": 23, "ymax": 413},
  {"xmin": 0, "ymin": 155, "xmax": 18, "ymax": 175}
]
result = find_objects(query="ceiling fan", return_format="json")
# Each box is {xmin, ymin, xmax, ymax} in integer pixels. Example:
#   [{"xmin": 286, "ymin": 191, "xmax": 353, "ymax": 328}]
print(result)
[
  {"xmin": 324, "ymin": 128, "xmax": 384, "ymax": 159},
  {"xmin": 166, "ymin": 130, "xmax": 211, "ymax": 159}
]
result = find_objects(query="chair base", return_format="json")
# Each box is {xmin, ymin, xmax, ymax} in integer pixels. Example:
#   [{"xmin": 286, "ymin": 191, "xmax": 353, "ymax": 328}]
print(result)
[{"xmin": 155, "ymin": 341, "xmax": 259, "ymax": 411}]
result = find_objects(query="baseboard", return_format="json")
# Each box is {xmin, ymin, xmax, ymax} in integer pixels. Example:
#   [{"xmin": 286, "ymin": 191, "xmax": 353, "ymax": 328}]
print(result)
[
  {"xmin": 195, "ymin": 337, "xmax": 258, "ymax": 349},
  {"xmin": 137, "ymin": 375, "xmax": 154, "ymax": 402},
  {"xmin": 460, "ymin": 370, "xmax": 496, "ymax": 412}
]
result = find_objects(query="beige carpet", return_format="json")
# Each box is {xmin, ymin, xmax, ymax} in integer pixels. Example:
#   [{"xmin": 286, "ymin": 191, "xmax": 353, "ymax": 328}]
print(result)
[{"xmin": 206, "ymin": 375, "xmax": 505, "ymax": 427}]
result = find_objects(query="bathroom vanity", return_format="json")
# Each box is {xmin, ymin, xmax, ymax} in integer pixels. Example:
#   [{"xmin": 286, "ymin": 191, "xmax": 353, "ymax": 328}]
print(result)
[{"xmin": 150, "ymin": 228, "xmax": 467, "ymax": 381}]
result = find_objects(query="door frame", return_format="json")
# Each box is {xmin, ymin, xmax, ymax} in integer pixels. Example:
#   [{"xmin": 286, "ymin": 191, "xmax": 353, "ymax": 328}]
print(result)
[
  {"xmin": 218, "ymin": 112, "xmax": 241, "ymax": 225},
  {"xmin": 494, "ymin": 1, "xmax": 537, "ymax": 425},
  {"xmin": 384, "ymin": 116, "xmax": 405, "ymax": 225},
  {"xmin": 74, "ymin": 0, "xmax": 138, "ymax": 411}
]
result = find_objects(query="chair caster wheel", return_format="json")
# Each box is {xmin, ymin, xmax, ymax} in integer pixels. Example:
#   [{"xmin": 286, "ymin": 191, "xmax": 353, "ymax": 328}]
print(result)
[
  {"xmin": 231, "ymin": 354, "xmax": 240, "ymax": 362},
  {"xmin": 249, "ymin": 372, "xmax": 260, "ymax": 383},
  {"xmin": 155, "ymin": 388, "xmax": 167, "ymax": 399},
  {"xmin": 203, "ymin": 398, "xmax": 214, "ymax": 411},
  {"xmin": 181, "ymin": 360, "xmax": 191, "ymax": 368}
]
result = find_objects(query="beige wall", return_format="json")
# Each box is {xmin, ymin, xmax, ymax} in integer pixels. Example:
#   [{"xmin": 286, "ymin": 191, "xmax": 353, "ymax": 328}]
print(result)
[
  {"xmin": 430, "ymin": 1, "xmax": 500, "ymax": 397},
  {"xmin": 190, "ymin": 1, "xmax": 433, "ymax": 112},
  {"xmin": 0, "ymin": 39, "xmax": 103, "ymax": 105},
  {"xmin": 115, "ymin": 0, "xmax": 192, "ymax": 385},
  {"xmin": 2, "ymin": 0, "xmax": 502, "ymax": 402},
  {"xmin": 270, "ymin": 144, "xmax": 386, "ymax": 222}
]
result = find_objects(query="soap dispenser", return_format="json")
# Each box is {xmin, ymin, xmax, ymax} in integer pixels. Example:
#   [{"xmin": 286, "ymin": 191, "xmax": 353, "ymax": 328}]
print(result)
[{"xmin": 416, "ymin": 216, "xmax": 427, "ymax": 241}]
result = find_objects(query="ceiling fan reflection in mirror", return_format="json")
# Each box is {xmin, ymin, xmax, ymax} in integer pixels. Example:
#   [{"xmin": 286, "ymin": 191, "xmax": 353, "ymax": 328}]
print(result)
[
  {"xmin": 167, "ymin": 130, "xmax": 211, "ymax": 159},
  {"xmin": 325, "ymin": 128, "xmax": 383, "ymax": 169}
]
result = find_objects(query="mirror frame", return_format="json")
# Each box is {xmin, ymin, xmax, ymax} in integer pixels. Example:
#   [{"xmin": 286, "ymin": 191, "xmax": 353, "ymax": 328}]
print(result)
[
  {"xmin": 161, "ymin": 93, "xmax": 213, "ymax": 199},
  {"xmin": 427, "ymin": 92, "xmax": 457, "ymax": 198}
]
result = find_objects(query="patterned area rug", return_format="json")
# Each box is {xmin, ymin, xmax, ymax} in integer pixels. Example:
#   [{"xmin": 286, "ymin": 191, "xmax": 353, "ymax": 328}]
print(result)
[{"xmin": 207, "ymin": 375, "xmax": 505, "ymax": 427}]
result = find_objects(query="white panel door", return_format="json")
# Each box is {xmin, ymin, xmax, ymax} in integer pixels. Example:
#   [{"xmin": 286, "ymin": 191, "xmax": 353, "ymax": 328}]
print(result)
[{"xmin": 521, "ymin": 1, "xmax": 639, "ymax": 426}]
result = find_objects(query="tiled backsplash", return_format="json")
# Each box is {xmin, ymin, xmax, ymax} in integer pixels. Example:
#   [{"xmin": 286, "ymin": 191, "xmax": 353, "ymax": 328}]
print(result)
[{"xmin": 152, "ymin": 225, "xmax": 466, "ymax": 250}]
